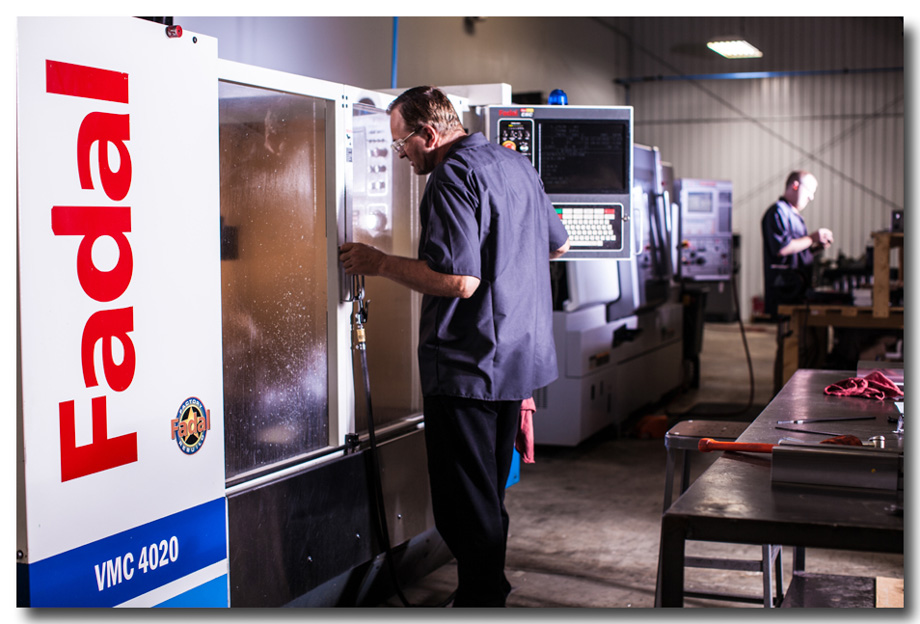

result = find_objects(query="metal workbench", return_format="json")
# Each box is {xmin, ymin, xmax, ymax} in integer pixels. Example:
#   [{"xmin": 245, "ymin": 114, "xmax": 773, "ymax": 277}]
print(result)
[{"xmin": 657, "ymin": 368, "xmax": 904, "ymax": 608}]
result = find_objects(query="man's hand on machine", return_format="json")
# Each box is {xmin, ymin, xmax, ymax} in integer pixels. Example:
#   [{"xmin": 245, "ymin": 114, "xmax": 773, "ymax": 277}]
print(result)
[{"xmin": 340, "ymin": 242, "xmax": 386, "ymax": 276}]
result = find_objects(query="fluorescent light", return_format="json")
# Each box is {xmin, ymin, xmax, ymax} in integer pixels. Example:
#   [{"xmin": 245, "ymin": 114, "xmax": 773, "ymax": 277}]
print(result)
[{"xmin": 707, "ymin": 39, "xmax": 763, "ymax": 59}]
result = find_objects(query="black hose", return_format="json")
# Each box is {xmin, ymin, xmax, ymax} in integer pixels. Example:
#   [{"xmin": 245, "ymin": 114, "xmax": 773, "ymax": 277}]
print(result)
[
  {"xmin": 356, "ymin": 328, "xmax": 457, "ymax": 608},
  {"xmin": 358, "ymin": 344, "xmax": 414, "ymax": 607}
]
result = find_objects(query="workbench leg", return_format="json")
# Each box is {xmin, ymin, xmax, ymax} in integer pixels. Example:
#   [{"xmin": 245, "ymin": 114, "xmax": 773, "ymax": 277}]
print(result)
[
  {"xmin": 761, "ymin": 545, "xmax": 776, "ymax": 608},
  {"xmin": 778, "ymin": 312, "xmax": 803, "ymax": 392},
  {"xmin": 657, "ymin": 516, "xmax": 686, "ymax": 607},
  {"xmin": 873, "ymin": 233, "xmax": 892, "ymax": 318},
  {"xmin": 774, "ymin": 545, "xmax": 785, "ymax": 605},
  {"xmin": 662, "ymin": 449, "xmax": 676, "ymax": 513},
  {"xmin": 793, "ymin": 546, "xmax": 806, "ymax": 573},
  {"xmin": 678, "ymin": 450, "xmax": 691, "ymax": 496},
  {"xmin": 774, "ymin": 316, "xmax": 797, "ymax": 395}
]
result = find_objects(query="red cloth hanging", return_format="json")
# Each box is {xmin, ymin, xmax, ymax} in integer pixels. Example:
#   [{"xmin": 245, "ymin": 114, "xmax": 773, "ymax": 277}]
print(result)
[{"xmin": 515, "ymin": 397, "xmax": 536, "ymax": 464}]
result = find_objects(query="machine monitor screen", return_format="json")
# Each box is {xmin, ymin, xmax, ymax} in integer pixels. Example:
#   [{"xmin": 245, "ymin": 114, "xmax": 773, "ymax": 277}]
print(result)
[
  {"xmin": 487, "ymin": 105, "xmax": 633, "ymax": 259},
  {"xmin": 686, "ymin": 191, "xmax": 714, "ymax": 213},
  {"xmin": 538, "ymin": 120, "xmax": 629, "ymax": 195}
]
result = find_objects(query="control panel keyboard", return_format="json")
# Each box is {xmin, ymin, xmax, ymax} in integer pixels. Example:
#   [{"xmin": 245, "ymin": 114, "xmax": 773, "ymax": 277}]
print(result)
[{"xmin": 556, "ymin": 204, "xmax": 623, "ymax": 250}]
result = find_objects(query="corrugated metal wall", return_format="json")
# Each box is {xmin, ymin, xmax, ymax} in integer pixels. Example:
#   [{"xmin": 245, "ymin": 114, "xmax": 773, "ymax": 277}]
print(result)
[
  {"xmin": 614, "ymin": 17, "xmax": 904, "ymax": 320},
  {"xmin": 180, "ymin": 16, "xmax": 903, "ymax": 321}
]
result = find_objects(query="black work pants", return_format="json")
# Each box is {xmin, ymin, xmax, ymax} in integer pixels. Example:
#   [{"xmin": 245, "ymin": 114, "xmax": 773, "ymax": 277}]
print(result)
[{"xmin": 422, "ymin": 395, "xmax": 522, "ymax": 607}]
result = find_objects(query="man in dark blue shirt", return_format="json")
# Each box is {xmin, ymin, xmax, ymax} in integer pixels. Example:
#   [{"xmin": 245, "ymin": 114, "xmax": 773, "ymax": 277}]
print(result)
[
  {"xmin": 761, "ymin": 171, "xmax": 833, "ymax": 318},
  {"xmin": 340, "ymin": 86, "xmax": 569, "ymax": 606}
]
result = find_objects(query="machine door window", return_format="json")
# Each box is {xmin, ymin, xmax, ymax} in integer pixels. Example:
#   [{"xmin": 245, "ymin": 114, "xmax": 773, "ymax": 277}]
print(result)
[{"xmin": 219, "ymin": 81, "xmax": 329, "ymax": 481}]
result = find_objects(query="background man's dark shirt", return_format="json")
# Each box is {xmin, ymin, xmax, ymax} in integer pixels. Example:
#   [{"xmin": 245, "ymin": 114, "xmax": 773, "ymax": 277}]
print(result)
[{"xmin": 762, "ymin": 197, "xmax": 812, "ymax": 317}]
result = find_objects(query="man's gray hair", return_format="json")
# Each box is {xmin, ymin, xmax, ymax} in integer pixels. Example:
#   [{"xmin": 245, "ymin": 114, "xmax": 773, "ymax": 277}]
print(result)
[{"xmin": 388, "ymin": 86, "xmax": 463, "ymax": 136}]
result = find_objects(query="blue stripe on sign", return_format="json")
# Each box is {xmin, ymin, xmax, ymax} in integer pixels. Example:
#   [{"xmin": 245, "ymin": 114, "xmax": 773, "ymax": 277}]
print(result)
[
  {"xmin": 28, "ymin": 498, "xmax": 227, "ymax": 607},
  {"xmin": 155, "ymin": 574, "xmax": 229, "ymax": 608}
]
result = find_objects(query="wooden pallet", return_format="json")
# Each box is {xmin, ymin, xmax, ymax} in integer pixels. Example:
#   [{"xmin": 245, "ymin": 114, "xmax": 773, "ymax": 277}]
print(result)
[{"xmin": 876, "ymin": 576, "xmax": 904, "ymax": 608}]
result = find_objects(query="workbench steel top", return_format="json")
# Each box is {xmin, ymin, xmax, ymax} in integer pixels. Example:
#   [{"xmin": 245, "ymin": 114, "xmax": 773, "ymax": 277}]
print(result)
[{"xmin": 665, "ymin": 369, "xmax": 903, "ymax": 550}]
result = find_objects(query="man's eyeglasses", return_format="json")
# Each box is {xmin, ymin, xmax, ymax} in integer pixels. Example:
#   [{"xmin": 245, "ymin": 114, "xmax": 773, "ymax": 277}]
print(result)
[{"xmin": 391, "ymin": 129, "xmax": 418, "ymax": 155}]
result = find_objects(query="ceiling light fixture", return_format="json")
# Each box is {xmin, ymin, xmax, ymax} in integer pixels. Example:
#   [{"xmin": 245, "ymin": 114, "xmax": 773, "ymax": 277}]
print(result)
[{"xmin": 706, "ymin": 39, "xmax": 763, "ymax": 59}]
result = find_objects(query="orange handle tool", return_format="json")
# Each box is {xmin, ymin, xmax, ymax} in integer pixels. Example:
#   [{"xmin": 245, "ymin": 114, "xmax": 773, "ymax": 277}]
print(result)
[{"xmin": 698, "ymin": 438, "xmax": 776, "ymax": 454}]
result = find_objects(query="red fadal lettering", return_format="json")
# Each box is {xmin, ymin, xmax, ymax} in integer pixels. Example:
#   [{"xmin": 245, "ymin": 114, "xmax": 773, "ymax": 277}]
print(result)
[
  {"xmin": 77, "ymin": 112, "xmax": 132, "ymax": 202},
  {"xmin": 45, "ymin": 60, "xmax": 129, "ymax": 104},
  {"xmin": 59, "ymin": 396, "xmax": 138, "ymax": 482},
  {"xmin": 81, "ymin": 308, "xmax": 136, "ymax": 392},
  {"xmin": 51, "ymin": 206, "xmax": 133, "ymax": 302},
  {"xmin": 48, "ymin": 60, "xmax": 138, "ymax": 483}
]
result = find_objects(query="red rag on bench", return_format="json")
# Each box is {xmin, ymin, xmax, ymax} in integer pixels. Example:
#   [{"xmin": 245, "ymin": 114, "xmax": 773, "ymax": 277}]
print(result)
[{"xmin": 824, "ymin": 370, "xmax": 903, "ymax": 400}]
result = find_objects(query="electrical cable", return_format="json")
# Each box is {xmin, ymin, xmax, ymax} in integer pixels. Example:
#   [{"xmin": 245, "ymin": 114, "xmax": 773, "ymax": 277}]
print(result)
[
  {"xmin": 730, "ymin": 271, "xmax": 756, "ymax": 414},
  {"xmin": 351, "ymin": 277, "xmax": 456, "ymax": 608},
  {"xmin": 667, "ymin": 271, "xmax": 755, "ymax": 419}
]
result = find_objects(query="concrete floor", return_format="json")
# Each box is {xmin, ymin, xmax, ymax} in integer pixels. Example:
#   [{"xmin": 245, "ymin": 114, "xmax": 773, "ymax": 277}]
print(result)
[{"xmin": 380, "ymin": 321, "xmax": 904, "ymax": 608}]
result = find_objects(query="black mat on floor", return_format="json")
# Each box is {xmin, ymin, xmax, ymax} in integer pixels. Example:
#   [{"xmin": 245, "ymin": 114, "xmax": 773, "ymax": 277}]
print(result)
[{"xmin": 780, "ymin": 573, "xmax": 877, "ymax": 608}]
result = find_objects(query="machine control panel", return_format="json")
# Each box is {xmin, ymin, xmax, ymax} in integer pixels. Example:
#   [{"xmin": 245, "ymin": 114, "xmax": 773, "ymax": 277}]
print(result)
[
  {"xmin": 486, "ymin": 105, "xmax": 633, "ymax": 259},
  {"xmin": 497, "ymin": 118, "xmax": 535, "ymax": 164},
  {"xmin": 350, "ymin": 105, "xmax": 394, "ymax": 241},
  {"xmin": 676, "ymin": 179, "xmax": 733, "ymax": 281},
  {"xmin": 679, "ymin": 236, "xmax": 732, "ymax": 278}
]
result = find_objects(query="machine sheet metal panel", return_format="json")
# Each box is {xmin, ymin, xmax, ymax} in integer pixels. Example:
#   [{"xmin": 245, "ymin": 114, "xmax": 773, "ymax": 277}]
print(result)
[
  {"xmin": 16, "ymin": 17, "xmax": 227, "ymax": 606},
  {"xmin": 347, "ymin": 102, "xmax": 424, "ymax": 432},
  {"xmin": 632, "ymin": 144, "xmax": 676, "ymax": 310}
]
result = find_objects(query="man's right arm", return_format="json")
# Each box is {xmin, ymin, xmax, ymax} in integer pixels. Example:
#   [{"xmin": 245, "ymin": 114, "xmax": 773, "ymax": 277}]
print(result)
[
  {"xmin": 378, "ymin": 253, "xmax": 480, "ymax": 298},
  {"xmin": 339, "ymin": 242, "xmax": 480, "ymax": 298},
  {"xmin": 546, "ymin": 194, "xmax": 570, "ymax": 260},
  {"xmin": 778, "ymin": 228, "xmax": 833, "ymax": 256},
  {"xmin": 550, "ymin": 237, "xmax": 571, "ymax": 259}
]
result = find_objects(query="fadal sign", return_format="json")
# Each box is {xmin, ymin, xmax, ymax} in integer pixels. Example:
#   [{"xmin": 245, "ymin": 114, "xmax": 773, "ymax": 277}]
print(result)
[{"xmin": 17, "ymin": 18, "xmax": 228, "ymax": 607}]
